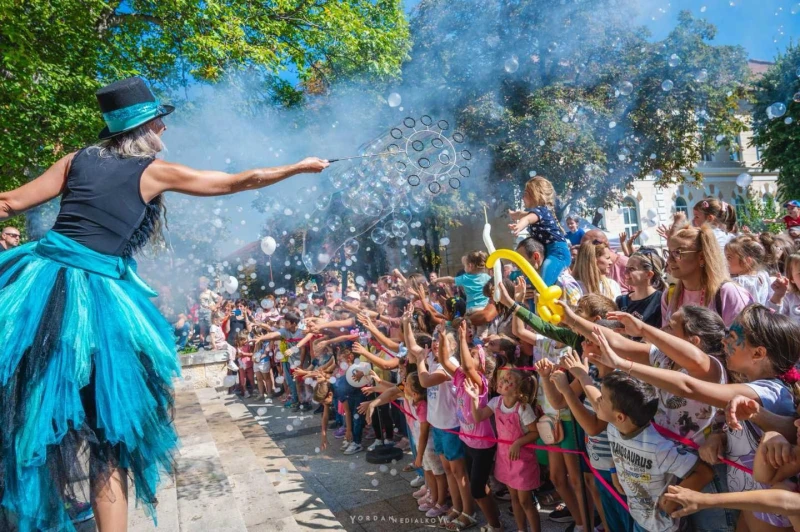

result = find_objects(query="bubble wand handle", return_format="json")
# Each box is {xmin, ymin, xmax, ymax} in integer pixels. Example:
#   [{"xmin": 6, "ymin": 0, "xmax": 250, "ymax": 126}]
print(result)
[
  {"xmin": 486, "ymin": 249, "xmax": 564, "ymax": 324},
  {"xmin": 482, "ymin": 206, "xmax": 502, "ymax": 302},
  {"xmin": 328, "ymin": 152, "xmax": 394, "ymax": 163}
]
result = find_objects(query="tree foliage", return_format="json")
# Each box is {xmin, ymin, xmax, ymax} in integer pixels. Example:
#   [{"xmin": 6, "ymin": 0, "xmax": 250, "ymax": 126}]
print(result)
[
  {"xmin": 402, "ymin": 2, "xmax": 750, "ymax": 217},
  {"xmin": 750, "ymin": 43, "xmax": 800, "ymax": 202},
  {"xmin": 0, "ymin": 0, "xmax": 411, "ymax": 198}
]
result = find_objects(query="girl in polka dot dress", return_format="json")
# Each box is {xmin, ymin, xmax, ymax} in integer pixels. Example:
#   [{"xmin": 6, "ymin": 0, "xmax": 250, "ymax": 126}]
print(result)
[{"xmin": 509, "ymin": 176, "xmax": 571, "ymax": 286}]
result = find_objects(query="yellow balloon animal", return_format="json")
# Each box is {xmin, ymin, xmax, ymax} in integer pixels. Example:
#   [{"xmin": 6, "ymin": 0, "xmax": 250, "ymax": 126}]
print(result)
[{"xmin": 486, "ymin": 249, "xmax": 564, "ymax": 325}]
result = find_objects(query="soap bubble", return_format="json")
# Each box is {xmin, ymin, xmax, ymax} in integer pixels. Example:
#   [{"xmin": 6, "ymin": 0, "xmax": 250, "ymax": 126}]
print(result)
[
  {"xmin": 344, "ymin": 238, "xmax": 360, "ymax": 256},
  {"xmin": 504, "ymin": 56, "xmax": 519, "ymax": 73},
  {"xmin": 391, "ymin": 220, "xmax": 409, "ymax": 237},
  {"xmin": 668, "ymin": 54, "xmax": 681, "ymax": 67},
  {"xmin": 390, "ymin": 469, "xmax": 397, "ymax": 476},
  {"xmin": 767, "ymin": 103, "xmax": 787, "ymax": 119},
  {"xmin": 371, "ymin": 226, "xmax": 389, "ymax": 244},
  {"xmin": 315, "ymin": 447, "xmax": 321, "ymax": 453},
  {"xmin": 276, "ymin": 376, "xmax": 285, "ymax": 384},
  {"xmin": 371, "ymin": 479, "xmax": 379, "ymax": 487},
  {"xmin": 387, "ymin": 93, "xmax": 402, "ymax": 107},
  {"xmin": 794, "ymin": 92, "xmax": 800, "ymax": 103},
  {"xmin": 608, "ymin": 121, "xmax": 617, "ymax": 129},
  {"xmin": 283, "ymin": 208, "xmax": 293, "ymax": 216},
  {"xmin": 735, "ymin": 172, "xmax": 752, "ymax": 188},
  {"xmin": 618, "ymin": 81, "xmax": 633, "ymax": 96},
  {"xmin": 786, "ymin": 117, "xmax": 794, "ymax": 125},
  {"xmin": 379, "ymin": 465, "xmax": 389, "ymax": 473},
  {"xmin": 349, "ymin": 462, "xmax": 356, "ymax": 470},
  {"xmin": 315, "ymin": 194, "xmax": 332, "ymax": 210},
  {"xmin": 280, "ymin": 467, "xmax": 287, "ymax": 475},
  {"xmin": 293, "ymin": 418, "xmax": 302, "ymax": 426},
  {"xmin": 286, "ymin": 425, "xmax": 293, "ymax": 431},
  {"xmin": 661, "ymin": 80, "xmax": 674, "ymax": 92},
  {"xmin": 440, "ymin": 237, "xmax": 451, "ymax": 246},
  {"xmin": 597, "ymin": 207, "xmax": 605, "ymax": 215},
  {"xmin": 327, "ymin": 216, "xmax": 342, "ymax": 232},
  {"xmin": 694, "ymin": 69, "xmax": 709, "ymax": 83},
  {"xmin": 257, "ymin": 407, "xmax": 267, "ymax": 415},
  {"xmin": 355, "ymin": 275, "xmax": 366, "ymax": 286},
  {"xmin": 261, "ymin": 299, "xmax": 274, "ymax": 309}
]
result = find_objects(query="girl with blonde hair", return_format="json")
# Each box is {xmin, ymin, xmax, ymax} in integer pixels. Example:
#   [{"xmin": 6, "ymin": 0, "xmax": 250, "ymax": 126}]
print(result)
[
  {"xmin": 572, "ymin": 241, "xmax": 622, "ymax": 299},
  {"xmin": 693, "ymin": 197, "xmax": 738, "ymax": 249},
  {"xmin": 662, "ymin": 224, "xmax": 751, "ymax": 327}
]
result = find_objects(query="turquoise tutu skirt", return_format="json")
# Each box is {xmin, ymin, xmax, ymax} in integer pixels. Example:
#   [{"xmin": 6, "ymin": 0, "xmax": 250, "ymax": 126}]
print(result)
[{"xmin": 0, "ymin": 231, "xmax": 180, "ymax": 531}]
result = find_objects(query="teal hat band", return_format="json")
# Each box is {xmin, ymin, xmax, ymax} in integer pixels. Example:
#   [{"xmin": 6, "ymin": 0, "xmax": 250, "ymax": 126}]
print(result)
[{"xmin": 102, "ymin": 100, "xmax": 162, "ymax": 134}]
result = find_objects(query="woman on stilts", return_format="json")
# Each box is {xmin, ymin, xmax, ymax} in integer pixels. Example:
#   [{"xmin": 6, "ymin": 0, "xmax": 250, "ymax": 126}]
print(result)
[{"xmin": 0, "ymin": 77, "xmax": 329, "ymax": 531}]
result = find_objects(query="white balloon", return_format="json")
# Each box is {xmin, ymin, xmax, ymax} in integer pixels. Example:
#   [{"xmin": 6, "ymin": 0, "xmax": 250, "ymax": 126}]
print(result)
[
  {"xmin": 646, "ymin": 208, "xmax": 658, "ymax": 220},
  {"xmin": 735, "ymin": 172, "xmax": 753, "ymax": 188},
  {"xmin": 261, "ymin": 236, "xmax": 277, "ymax": 256},
  {"xmin": 223, "ymin": 275, "xmax": 239, "ymax": 294}
]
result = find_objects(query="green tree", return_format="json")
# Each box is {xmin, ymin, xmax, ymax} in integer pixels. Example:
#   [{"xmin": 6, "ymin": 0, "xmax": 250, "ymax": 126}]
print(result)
[
  {"xmin": 0, "ymin": 0, "xmax": 411, "ymax": 206},
  {"xmin": 750, "ymin": 43, "xmax": 800, "ymax": 202},
  {"xmin": 736, "ymin": 188, "xmax": 783, "ymax": 235},
  {"xmin": 403, "ymin": 2, "xmax": 749, "ymax": 218}
]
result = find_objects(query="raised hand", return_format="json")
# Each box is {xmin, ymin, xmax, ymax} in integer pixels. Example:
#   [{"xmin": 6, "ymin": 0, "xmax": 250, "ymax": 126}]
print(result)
[
  {"xmin": 462, "ymin": 379, "xmax": 480, "ymax": 401},
  {"xmin": 771, "ymin": 273, "xmax": 790, "ymax": 300},
  {"xmin": 534, "ymin": 358, "xmax": 554, "ymax": 379},
  {"xmin": 496, "ymin": 277, "xmax": 516, "ymax": 308},
  {"xmin": 509, "ymin": 217, "xmax": 532, "ymax": 237},
  {"xmin": 402, "ymin": 303, "xmax": 414, "ymax": 325},
  {"xmin": 560, "ymin": 350, "xmax": 589, "ymax": 375},
  {"xmin": 588, "ymin": 326, "xmax": 624, "ymax": 369},
  {"xmin": 551, "ymin": 370, "xmax": 569, "ymax": 392},
  {"xmin": 606, "ymin": 311, "xmax": 645, "ymax": 337},
  {"xmin": 759, "ymin": 432, "xmax": 798, "ymax": 470},
  {"xmin": 513, "ymin": 277, "xmax": 527, "ymax": 303},
  {"xmin": 357, "ymin": 312, "xmax": 374, "ymax": 330},
  {"xmin": 725, "ymin": 395, "xmax": 760, "ymax": 431},
  {"xmin": 630, "ymin": 229, "xmax": 642, "ymax": 243}
]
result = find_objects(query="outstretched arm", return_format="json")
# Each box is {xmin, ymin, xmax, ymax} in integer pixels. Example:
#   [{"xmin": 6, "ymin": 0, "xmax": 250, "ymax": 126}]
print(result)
[
  {"xmin": 0, "ymin": 152, "xmax": 72, "ymax": 220},
  {"xmin": 662, "ymin": 485, "xmax": 800, "ymax": 522},
  {"xmin": 142, "ymin": 157, "xmax": 329, "ymax": 200}
]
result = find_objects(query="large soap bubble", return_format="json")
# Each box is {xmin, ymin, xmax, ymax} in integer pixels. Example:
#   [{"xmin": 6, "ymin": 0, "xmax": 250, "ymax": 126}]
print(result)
[
  {"xmin": 618, "ymin": 81, "xmax": 633, "ymax": 96},
  {"xmin": 735, "ymin": 172, "xmax": 753, "ymax": 188}
]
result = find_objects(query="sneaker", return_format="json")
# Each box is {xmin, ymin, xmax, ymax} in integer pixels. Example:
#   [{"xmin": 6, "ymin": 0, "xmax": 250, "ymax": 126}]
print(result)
[
  {"xmin": 340, "ymin": 439, "xmax": 352, "ymax": 451},
  {"xmin": 549, "ymin": 503, "xmax": 574, "ymax": 523},
  {"xmin": 410, "ymin": 475, "xmax": 425, "ymax": 488},
  {"xmin": 343, "ymin": 442, "xmax": 363, "ymax": 455},
  {"xmin": 412, "ymin": 486, "xmax": 429, "ymax": 499},
  {"xmin": 334, "ymin": 427, "xmax": 347, "ymax": 439},
  {"xmin": 367, "ymin": 440, "xmax": 383, "ymax": 451},
  {"xmin": 244, "ymin": 391, "xmax": 251, "ymax": 398},
  {"xmin": 283, "ymin": 401, "xmax": 298, "ymax": 409},
  {"xmin": 425, "ymin": 504, "xmax": 450, "ymax": 518},
  {"xmin": 418, "ymin": 497, "xmax": 435, "ymax": 512},
  {"xmin": 264, "ymin": 397, "xmax": 273, "ymax": 404},
  {"xmin": 65, "ymin": 498, "xmax": 94, "ymax": 524}
]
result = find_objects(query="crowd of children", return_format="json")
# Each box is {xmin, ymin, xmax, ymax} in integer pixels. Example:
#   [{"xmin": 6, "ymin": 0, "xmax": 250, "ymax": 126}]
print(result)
[{"xmin": 174, "ymin": 179, "xmax": 800, "ymax": 532}]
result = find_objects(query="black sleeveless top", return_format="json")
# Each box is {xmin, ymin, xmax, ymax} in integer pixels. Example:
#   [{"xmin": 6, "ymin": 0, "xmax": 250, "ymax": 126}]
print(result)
[{"xmin": 51, "ymin": 148, "xmax": 161, "ymax": 257}]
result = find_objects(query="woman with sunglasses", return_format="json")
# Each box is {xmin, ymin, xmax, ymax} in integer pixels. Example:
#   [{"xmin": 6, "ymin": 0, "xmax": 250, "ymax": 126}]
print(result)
[
  {"xmin": 661, "ymin": 225, "xmax": 752, "ymax": 327},
  {"xmin": 616, "ymin": 248, "xmax": 666, "ymax": 329}
]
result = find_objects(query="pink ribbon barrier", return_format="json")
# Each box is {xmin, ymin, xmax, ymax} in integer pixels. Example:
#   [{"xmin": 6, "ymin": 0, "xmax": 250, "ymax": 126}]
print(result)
[{"xmin": 389, "ymin": 400, "xmax": 630, "ymax": 512}]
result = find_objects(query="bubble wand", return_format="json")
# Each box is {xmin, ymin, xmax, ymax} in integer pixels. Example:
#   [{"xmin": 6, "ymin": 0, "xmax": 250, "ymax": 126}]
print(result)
[
  {"xmin": 482, "ymin": 205, "xmax": 503, "ymax": 302},
  {"xmin": 328, "ymin": 152, "xmax": 394, "ymax": 163}
]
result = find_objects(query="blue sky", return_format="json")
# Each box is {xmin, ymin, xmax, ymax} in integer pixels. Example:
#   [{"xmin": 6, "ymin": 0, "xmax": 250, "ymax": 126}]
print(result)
[{"xmin": 403, "ymin": 0, "xmax": 800, "ymax": 62}]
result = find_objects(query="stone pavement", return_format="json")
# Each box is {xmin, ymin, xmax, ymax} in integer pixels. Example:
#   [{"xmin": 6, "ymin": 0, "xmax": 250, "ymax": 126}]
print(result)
[{"xmin": 122, "ymin": 386, "xmax": 577, "ymax": 531}]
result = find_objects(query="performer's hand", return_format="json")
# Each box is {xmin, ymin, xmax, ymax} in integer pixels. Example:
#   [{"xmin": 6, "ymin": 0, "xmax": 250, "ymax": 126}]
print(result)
[{"xmin": 298, "ymin": 157, "xmax": 330, "ymax": 173}]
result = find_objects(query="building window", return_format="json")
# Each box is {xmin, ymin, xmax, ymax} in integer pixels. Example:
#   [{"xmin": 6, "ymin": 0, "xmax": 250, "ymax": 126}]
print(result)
[
  {"xmin": 734, "ymin": 195, "xmax": 747, "ymax": 219},
  {"xmin": 621, "ymin": 197, "xmax": 640, "ymax": 238},
  {"xmin": 755, "ymin": 145, "xmax": 763, "ymax": 162},
  {"xmin": 675, "ymin": 197, "xmax": 688, "ymax": 215},
  {"xmin": 729, "ymin": 135, "xmax": 741, "ymax": 162}
]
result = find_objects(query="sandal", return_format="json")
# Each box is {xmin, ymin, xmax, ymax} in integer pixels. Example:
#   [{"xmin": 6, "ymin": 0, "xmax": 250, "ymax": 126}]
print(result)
[
  {"xmin": 441, "ymin": 508, "xmax": 461, "ymax": 525},
  {"xmin": 445, "ymin": 512, "xmax": 478, "ymax": 531},
  {"xmin": 479, "ymin": 526, "xmax": 503, "ymax": 532},
  {"xmin": 402, "ymin": 462, "xmax": 416, "ymax": 473}
]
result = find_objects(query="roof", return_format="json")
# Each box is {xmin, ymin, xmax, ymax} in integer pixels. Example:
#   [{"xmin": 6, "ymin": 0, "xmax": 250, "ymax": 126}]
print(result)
[{"xmin": 748, "ymin": 59, "xmax": 773, "ymax": 78}]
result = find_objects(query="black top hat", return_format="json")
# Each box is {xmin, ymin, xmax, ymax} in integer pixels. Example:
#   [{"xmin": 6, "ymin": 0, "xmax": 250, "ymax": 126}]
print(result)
[{"xmin": 96, "ymin": 77, "xmax": 174, "ymax": 140}]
